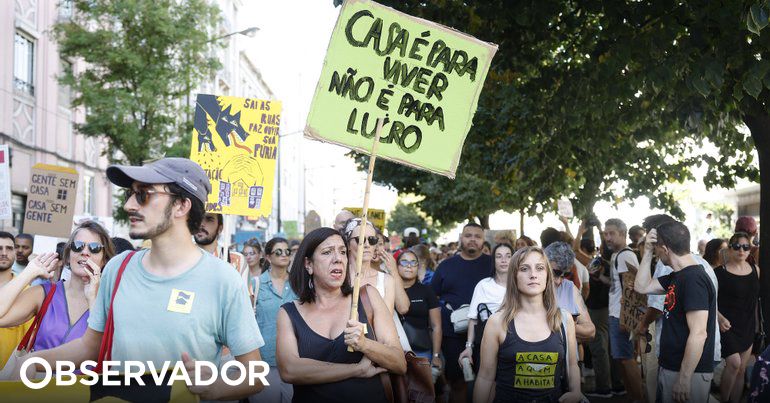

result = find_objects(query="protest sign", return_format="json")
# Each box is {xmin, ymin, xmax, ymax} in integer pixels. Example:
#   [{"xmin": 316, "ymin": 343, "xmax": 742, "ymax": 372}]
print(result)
[
  {"xmin": 557, "ymin": 199, "xmax": 574, "ymax": 219},
  {"xmin": 620, "ymin": 271, "xmax": 648, "ymax": 332},
  {"xmin": 305, "ymin": 0, "xmax": 497, "ymax": 178},
  {"xmin": 23, "ymin": 164, "xmax": 78, "ymax": 238},
  {"xmin": 190, "ymin": 94, "xmax": 282, "ymax": 217},
  {"xmin": 0, "ymin": 145, "xmax": 11, "ymax": 220},
  {"xmin": 343, "ymin": 207, "xmax": 386, "ymax": 232}
]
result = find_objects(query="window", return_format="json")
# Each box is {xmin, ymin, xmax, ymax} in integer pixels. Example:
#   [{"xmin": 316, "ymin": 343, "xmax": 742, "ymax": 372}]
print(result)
[
  {"xmin": 13, "ymin": 32, "xmax": 34, "ymax": 96},
  {"xmin": 58, "ymin": 60, "xmax": 73, "ymax": 107},
  {"xmin": 12, "ymin": 194, "xmax": 25, "ymax": 234},
  {"xmin": 83, "ymin": 175, "xmax": 94, "ymax": 215},
  {"xmin": 59, "ymin": 0, "xmax": 74, "ymax": 20}
]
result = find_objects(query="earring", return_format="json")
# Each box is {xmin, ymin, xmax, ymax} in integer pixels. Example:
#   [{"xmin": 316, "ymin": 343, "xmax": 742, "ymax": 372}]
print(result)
[{"xmin": 308, "ymin": 276, "xmax": 314, "ymax": 290}]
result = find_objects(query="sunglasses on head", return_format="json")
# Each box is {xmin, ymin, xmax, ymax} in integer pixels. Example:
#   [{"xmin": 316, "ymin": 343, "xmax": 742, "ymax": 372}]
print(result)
[
  {"xmin": 730, "ymin": 243, "xmax": 751, "ymax": 251},
  {"xmin": 272, "ymin": 249, "xmax": 292, "ymax": 257},
  {"xmin": 399, "ymin": 259, "xmax": 418, "ymax": 267},
  {"xmin": 70, "ymin": 241, "xmax": 104, "ymax": 254},
  {"xmin": 125, "ymin": 188, "xmax": 176, "ymax": 206},
  {"xmin": 352, "ymin": 236, "xmax": 379, "ymax": 246}
]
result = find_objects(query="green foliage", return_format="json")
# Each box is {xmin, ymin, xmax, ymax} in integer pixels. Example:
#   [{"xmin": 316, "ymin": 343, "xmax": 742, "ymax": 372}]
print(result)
[
  {"xmin": 53, "ymin": 0, "xmax": 222, "ymax": 165},
  {"xmin": 348, "ymin": 0, "xmax": 769, "ymax": 228},
  {"xmin": 386, "ymin": 200, "xmax": 451, "ymax": 239},
  {"xmin": 700, "ymin": 202, "xmax": 736, "ymax": 239}
]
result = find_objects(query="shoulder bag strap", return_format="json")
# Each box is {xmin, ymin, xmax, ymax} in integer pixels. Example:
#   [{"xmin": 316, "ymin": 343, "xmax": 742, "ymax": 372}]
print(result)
[
  {"xmin": 359, "ymin": 286, "xmax": 395, "ymax": 403},
  {"xmin": 95, "ymin": 251, "xmax": 137, "ymax": 373},
  {"xmin": 17, "ymin": 282, "xmax": 58, "ymax": 352}
]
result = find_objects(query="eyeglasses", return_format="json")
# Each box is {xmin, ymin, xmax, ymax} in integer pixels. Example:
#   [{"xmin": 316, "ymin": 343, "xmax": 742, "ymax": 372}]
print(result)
[
  {"xmin": 730, "ymin": 243, "xmax": 751, "ymax": 251},
  {"xmin": 243, "ymin": 251, "xmax": 259, "ymax": 257},
  {"xmin": 399, "ymin": 260, "xmax": 418, "ymax": 267},
  {"xmin": 125, "ymin": 188, "xmax": 176, "ymax": 206},
  {"xmin": 351, "ymin": 236, "xmax": 379, "ymax": 246},
  {"xmin": 552, "ymin": 269, "xmax": 568, "ymax": 278},
  {"xmin": 272, "ymin": 249, "xmax": 292, "ymax": 257},
  {"xmin": 70, "ymin": 241, "xmax": 104, "ymax": 254}
]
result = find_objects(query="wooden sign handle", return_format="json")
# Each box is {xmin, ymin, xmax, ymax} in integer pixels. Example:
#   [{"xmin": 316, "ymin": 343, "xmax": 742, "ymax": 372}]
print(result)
[{"xmin": 348, "ymin": 118, "xmax": 384, "ymax": 352}]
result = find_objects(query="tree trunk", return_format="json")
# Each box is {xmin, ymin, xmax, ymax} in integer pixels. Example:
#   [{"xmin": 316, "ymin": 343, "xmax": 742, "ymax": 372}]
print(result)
[
  {"xmin": 742, "ymin": 113, "xmax": 770, "ymax": 348},
  {"xmin": 478, "ymin": 214, "xmax": 490, "ymax": 229}
]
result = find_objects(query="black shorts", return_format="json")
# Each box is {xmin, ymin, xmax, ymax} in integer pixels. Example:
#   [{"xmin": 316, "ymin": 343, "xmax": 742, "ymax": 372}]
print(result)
[{"xmin": 443, "ymin": 336, "xmax": 466, "ymax": 382}]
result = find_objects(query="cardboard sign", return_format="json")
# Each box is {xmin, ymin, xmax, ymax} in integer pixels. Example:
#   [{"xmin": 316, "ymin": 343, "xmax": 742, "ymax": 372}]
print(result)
[
  {"xmin": 0, "ymin": 145, "xmax": 11, "ymax": 220},
  {"xmin": 23, "ymin": 164, "xmax": 78, "ymax": 238},
  {"xmin": 620, "ymin": 271, "xmax": 648, "ymax": 332},
  {"xmin": 190, "ymin": 94, "xmax": 282, "ymax": 217},
  {"xmin": 557, "ymin": 199, "xmax": 574, "ymax": 218},
  {"xmin": 344, "ymin": 207, "xmax": 386, "ymax": 232},
  {"xmin": 304, "ymin": 0, "xmax": 497, "ymax": 178}
]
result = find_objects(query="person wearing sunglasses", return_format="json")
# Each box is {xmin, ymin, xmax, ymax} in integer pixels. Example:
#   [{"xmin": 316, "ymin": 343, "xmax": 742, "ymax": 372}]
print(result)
[
  {"xmin": 397, "ymin": 250, "xmax": 442, "ymax": 369},
  {"xmin": 0, "ymin": 220, "xmax": 115, "ymax": 353},
  {"xmin": 343, "ymin": 218, "xmax": 412, "ymax": 351},
  {"xmin": 715, "ymin": 232, "xmax": 761, "ymax": 403},
  {"xmin": 543, "ymin": 242, "xmax": 596, "ymax": 345},
  {"xmin": 253, "ymin": 236, "xmax": 298, "ymax": 402},
  {"xmin": 4, "ymin": 158, "xmax": 267, "ymax": 400}
]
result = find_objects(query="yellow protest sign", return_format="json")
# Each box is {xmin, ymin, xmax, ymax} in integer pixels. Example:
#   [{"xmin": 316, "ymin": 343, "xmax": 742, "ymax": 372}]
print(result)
[
  {"xmin": 190, "ymin": 94, "xmax": 281, "ymax": 217},
  {"xmin": 304, "ymin": 0, "xmax": 497, "ymax": 178},
  {"xmin": 344, "ymin": 207, "xmax": 386, "ymax": 232}
]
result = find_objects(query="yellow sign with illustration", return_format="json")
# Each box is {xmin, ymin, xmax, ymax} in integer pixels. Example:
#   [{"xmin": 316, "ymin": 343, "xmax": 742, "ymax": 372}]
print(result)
[{"xmin": 190, "ymin": 94, "xmax": 281, "ymax": 217}]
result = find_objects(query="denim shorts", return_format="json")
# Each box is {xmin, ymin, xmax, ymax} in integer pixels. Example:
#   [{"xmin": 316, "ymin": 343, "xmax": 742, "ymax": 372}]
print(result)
[{"xmin": 609, "ymin": 315, "xmax": 634, "ymax": 360}]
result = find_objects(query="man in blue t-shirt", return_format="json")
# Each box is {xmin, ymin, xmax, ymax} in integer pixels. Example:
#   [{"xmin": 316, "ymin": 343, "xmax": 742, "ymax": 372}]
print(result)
[
  {"xmin": 10, "ymin": 158, "xmax": 266, "ymax": 401},
  {"xmin": 431, "ymin": 222, "xmax": 492, "ymax": 403}
]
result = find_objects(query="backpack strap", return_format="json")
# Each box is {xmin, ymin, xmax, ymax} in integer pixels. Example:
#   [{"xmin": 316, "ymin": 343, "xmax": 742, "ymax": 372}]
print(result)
[
  {"xmin": 359, "ymin": 286, "xmax": 395, "ymax": 403},
  {"xmin": 17, "ymin": 282, "xmax": 58, "ymax": 352},
  {"xmin": 95, "ymin": 251, "xmax": 136, "ymax": 373},
  {"xmin": 613, "ymin": 247, "xmax": 634, "ymax": 288}
]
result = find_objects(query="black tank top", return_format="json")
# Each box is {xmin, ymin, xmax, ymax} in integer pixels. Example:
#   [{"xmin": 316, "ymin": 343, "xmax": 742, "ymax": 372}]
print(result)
[
  {"xmin": 493, "ymin": 319, "xmax": 566, "ymax": 403},
  {"xmin": 282, "ymin": 300, "xmax": 388, "ymax": 403}
]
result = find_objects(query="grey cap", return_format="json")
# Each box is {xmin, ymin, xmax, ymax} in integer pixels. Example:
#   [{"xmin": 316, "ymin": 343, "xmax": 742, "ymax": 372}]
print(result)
[{"xmin": 106, "ymin": 158, "xmax": 211, "ymax": 204}]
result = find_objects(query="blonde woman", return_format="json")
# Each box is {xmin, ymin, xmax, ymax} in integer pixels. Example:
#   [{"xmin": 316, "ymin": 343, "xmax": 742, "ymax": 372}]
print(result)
[{"xmin": 474, "ymin": 247, "xmax": 583, "ymax": 403}]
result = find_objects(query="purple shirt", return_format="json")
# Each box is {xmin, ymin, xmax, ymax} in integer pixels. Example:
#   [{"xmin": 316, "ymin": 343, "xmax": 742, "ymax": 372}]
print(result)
[{"xmin": 33, "ymin": 280, "xmax": 89, "ymax": 351}]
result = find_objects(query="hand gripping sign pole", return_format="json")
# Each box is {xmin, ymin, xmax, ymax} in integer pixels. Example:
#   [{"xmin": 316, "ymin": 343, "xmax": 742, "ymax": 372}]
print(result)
[{"xmin": 347, "ymin": 118, "xmax": 384, "ymax": 352}]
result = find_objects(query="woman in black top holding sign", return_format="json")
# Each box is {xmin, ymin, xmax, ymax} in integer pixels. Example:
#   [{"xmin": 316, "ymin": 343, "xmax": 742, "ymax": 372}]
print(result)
[
  {"xmin": 473, "ymin": 246, "xmax": 582, "ymax": 403},
  {"xmin": 397, "ymin": 250, "xmax": 442, "ymax": 367},
  {"xmin": 275, "ymin": 228, "xmax": 406, "ymax": 403},
  {"xmin": 716, "ymin": 232, "xmax": 761, "ymax": 403}
]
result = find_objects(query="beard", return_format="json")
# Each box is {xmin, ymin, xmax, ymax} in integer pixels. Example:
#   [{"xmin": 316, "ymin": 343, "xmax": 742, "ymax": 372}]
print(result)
[
  {"xmin": 462, "ymin": 241, "xmax": 479, "ymax": 254},
  {"xmin": 129, "ymin": 202, "xmax": 173, "ymax": 240},
  {"xmin": 194, "ymin": 230, "xmax": 217, "ymax": 246},
  {"xmin": 0, "ymin": 261, "xmax": 12, "ymax": 271}
]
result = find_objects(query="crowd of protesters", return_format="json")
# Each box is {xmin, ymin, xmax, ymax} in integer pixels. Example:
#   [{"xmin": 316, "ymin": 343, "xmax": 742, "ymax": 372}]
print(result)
[{"xmin": 0, "ymin": 156, "xmax": 768, "ymax": 403}]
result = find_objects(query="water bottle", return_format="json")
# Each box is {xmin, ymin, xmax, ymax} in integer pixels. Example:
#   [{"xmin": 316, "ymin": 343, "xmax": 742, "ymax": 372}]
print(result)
[{"xmin": 461, "ymin": 356, "xmax": 474, "ymax": 382}]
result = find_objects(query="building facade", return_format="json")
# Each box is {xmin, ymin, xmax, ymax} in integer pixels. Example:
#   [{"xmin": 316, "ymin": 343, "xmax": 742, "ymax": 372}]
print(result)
[{"xmin": 0, "ymin": 0, "xmax": 114, "ymax": 237}]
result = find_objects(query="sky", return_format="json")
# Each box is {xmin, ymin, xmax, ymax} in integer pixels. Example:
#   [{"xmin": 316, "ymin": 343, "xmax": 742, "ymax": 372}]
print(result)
[{"xmin": 241, "ymin": 0, "xmax": 399, "ymax": 226}]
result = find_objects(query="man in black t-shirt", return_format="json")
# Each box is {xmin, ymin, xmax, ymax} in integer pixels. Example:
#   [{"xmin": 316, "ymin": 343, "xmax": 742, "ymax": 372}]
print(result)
[
  {"xmin": 634, "ymin": 221, "xmax": 717, "ymax": 403},
  {"xmin": 431, "ymin": 222, "xmax": 492, "ymax": 403}
]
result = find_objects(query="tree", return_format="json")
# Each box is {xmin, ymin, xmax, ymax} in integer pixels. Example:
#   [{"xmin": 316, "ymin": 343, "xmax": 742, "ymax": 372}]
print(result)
[
  {"xmin": 386, "ymin": 201, "xmax": 451, "ymax": 239},
  {"xmin": 347, "ymin": 0, "xmax": 770, "ymax": 336},
  {"xmin": 54, "ymin": 0, "xmax": 222, "ymax": 165}
]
